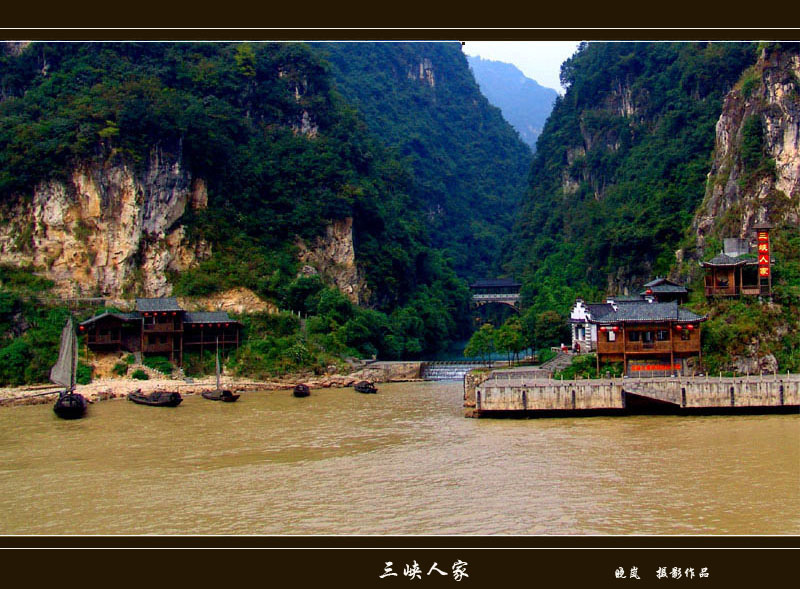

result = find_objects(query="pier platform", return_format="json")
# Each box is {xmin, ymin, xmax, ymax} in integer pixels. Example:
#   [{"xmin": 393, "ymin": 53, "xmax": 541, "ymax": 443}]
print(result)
[{"xmin": 467, "ymin": 372, "xmax": 800, "ymax": 418}]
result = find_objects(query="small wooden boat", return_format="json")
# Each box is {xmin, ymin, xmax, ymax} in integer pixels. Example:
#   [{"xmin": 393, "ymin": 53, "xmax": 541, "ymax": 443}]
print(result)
[
  {"xmin": 53, "ymin": 391, "xmax": 88, "ymax": 420},
  {"xmin": 202, "ymin": 389, "xmax": 240, "ymax": 402},
  {"xmin": 201, "ymin": 336, "xmax": 240, "ymax": 402},
  {"xmin": 128, "ymin": 389, "xmax": 183, "ymax": 407},
  {"xmin": 354, "ymin": 380, "xmax": 377, "ymax": 394},
  {"xmin": 293, "ymin": 384, "xmax": 311, "ymax": 397},
  {"xmin": 51, "ymin": 317, "xmax": 88, "ymax": 420}
]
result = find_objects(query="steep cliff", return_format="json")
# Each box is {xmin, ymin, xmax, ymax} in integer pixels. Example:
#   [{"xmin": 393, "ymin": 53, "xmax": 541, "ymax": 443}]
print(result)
[
  {"xmin": 0, "ymin": 149, "xmax": 209, "ymax": 299},
  {"xmin": 506, "ymin": 42, "xmax": 758, "ymax": 312},
  {"xmin": 681, "ymin": 44, "xmax": 800, "ymax": 374},
  {"xmin": 318, "ymin": 42, "xmax": 532, "ymax": 281},
  {"xmin": 296, "ymin": 217, "xmax": 369, "ymax": 305},
  {"xmin": 692, "ymin": 46, "xmax": 800, "ymax": 253},
  {"xmin": 0, "ymin": 42, "xmax": 474, "ymax": 374}
]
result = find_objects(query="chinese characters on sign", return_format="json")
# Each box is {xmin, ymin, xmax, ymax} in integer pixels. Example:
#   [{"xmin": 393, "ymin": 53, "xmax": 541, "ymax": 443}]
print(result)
[
  {"xmin": 757, "ymin": 230, "xmax": 770, "ymax": 278},
  {"xmin": 380, "ymin": 561, "xmax": 468, "ymax": 581}
]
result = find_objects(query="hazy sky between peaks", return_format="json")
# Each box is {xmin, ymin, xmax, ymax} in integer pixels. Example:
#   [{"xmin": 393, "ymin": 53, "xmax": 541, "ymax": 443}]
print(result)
[{"xmin": 461, "ymin": 41, "xmax": 583, "ymax": 93}]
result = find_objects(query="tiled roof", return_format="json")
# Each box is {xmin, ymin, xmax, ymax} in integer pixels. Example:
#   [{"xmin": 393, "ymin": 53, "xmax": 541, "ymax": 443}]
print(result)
[
  {"xmin": 589, "ymin": 301, "xmax": 705, "ymax": 324},
  {"xmin": 79, "ymin": 312, "xmax": 141, "ymax": 326},
  {"xmin": 701, "ymin": 253, "xmax": 756, "ymax": 267},
  {"xmin": 135, "ymin": 297, "xmax": 183, "ymax": 312},
  {"xmin": 586, "ymin": 303, "xmax": 613, "ymax": 319},
  {"xmin": 469, "ymin": 279, "xmax": 521, "ymax": 288},
  {"xmin": 183, "ymin": 311, "xmax": 236, "ymax": 324},
  {"xmin": 640, "ymin": 283, "xmax": 688, "ymax": 294}
]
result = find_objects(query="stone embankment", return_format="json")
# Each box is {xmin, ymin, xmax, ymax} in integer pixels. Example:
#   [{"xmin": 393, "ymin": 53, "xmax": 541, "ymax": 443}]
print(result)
[
  {"xmin": 469, "ymin": 371, "xmax": 800, "ymax": 417},
  {"xmin": 0, "ymin": 361, "xmax": 423, "ymax": 408}
]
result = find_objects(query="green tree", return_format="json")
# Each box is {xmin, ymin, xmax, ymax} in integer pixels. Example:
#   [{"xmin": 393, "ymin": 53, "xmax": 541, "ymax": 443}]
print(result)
[
  {"xmin": 464, "ymin": 323, "xmax": 496, "ymax": 364},
  {"xmin": 495, "ymin": 316, "xmax": 526, "ymax": 364}
]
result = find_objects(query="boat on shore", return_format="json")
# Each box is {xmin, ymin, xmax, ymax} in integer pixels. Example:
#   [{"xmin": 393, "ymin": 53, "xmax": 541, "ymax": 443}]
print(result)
[
  {"xmin": 51, "ymin": 317, "xmax": 88, "ymax": 420},
  {"xmin": 202, "ymin": 389, "xmax": 239, "ymax": 402},
  {"xmin": 354, "ymin": 381, "xmax": 377, "ymax": 394},
  {"xmin": 201, "ymin": 337, "xmax": 239, "ymax": 402},
  {"xmin": 128, "ymin": 389, "xmax": 183, "ymax": 407},
  {"xmin": 293, "ymin": 384, "xmax": 311, "ymax": 397}
]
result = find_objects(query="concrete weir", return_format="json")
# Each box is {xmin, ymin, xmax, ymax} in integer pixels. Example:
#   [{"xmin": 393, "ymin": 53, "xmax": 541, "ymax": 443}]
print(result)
[{"xmin": 467, "ymin": 372, "xmax": 800, "ymax": 418}]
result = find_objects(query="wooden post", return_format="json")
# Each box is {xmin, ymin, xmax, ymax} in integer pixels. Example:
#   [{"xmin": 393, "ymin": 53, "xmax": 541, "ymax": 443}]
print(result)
[
  {"xmin": 622, "ymin": 324, "xmax": 627, "ymax": 377},
  {"xmin": 670, "ymin": 321, "xmax": 675, "ymax": 375}
]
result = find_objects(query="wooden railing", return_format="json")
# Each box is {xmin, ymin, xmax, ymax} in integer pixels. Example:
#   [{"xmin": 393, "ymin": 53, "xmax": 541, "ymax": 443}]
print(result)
[{"xmin": 143, "ymin": 323, "xmax": 183, "ymax": 333}]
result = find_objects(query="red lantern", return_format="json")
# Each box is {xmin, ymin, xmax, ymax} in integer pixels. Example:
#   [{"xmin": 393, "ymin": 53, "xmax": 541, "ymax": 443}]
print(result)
[
  {"xmin": 162, "ymin": 312, "xmax": 167, "ymax": 316},
  {"xmin": 676, "ymin": 325, "xmax": 682, "ymax": 331},
  {"xmin": 646, "ymin": 289, "xmax": 653, "ymax": 295},
  {"xmin": 79, "ymin": 325, "xmax": 85, "ymax": 331},
  {"xmin": 144, "ymin": 312, "xmax": 149, "ymax": 317},
  {"xmin": 172, "ymin": 312, "xmax": 176, "ymax": 316},
  {"xmin": 225, "ymin": 323, "xmax": 229, "ymax": 327},
  {"xmin": 687, "ymin": 324, "xmax": 694, "ymax": 331},
  {"xmin": 599, "ymin": 326, "xmax": 607, "ymax": 332},
  {"xmin": 612, "ymin": 326, "xmax": 619, "ymax": 332}
]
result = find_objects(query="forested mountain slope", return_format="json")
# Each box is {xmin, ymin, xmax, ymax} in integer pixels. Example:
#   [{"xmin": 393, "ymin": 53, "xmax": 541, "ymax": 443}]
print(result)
[
  {"xmin": 506, "ymin": 42, "xmax": 758, "ymax": 314},
  {"xmin": 317, "ymin": 42, "xmax": 532, "ymax": 281},
  {"xmin": 0, "ymin": 42, "xmax": 475, "ymax": 375}
]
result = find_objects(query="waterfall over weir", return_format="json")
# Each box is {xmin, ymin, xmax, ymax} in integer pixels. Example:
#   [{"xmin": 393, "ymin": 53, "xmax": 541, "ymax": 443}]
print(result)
[{"xmin": 421, "ymin": 362, "xmax": 489, "ymax": 381}]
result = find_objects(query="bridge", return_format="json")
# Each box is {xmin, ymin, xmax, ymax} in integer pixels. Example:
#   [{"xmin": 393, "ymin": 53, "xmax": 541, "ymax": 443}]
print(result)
[{"xmin": 469, "ymin": 279, "xmax": 521, "ymax": 311}]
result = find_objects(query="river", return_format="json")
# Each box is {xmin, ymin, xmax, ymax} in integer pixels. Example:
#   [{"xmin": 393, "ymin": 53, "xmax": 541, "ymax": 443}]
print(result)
[{"xmin": 0, "ymin": 381, "xmax": 797, "ymax": 535}]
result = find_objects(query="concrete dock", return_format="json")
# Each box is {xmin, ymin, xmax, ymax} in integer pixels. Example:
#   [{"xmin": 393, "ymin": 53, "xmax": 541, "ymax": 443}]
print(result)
[{"xmin": 466, "ymin": 372, "xmax": 800, "ymax": 417}]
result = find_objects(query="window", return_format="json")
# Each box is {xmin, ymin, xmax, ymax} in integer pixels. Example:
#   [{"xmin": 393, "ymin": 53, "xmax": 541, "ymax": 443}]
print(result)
[
  {"xmin": 681, "ymin": 329, "xmax": 691, "ymax": 341},
  {"xmin": 607, "ymin": 331, "xmax": 616, "ymax": 342},
  {"xmin": 629, "ymin": 331, "xmax": 640, "ymax": 342},
  {"xmin": 656, "ymin": 330, "xmax": 669, "ymax": 341}
]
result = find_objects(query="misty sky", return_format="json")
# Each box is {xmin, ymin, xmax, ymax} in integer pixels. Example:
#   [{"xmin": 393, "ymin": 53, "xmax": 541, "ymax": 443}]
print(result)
[{"xmin": 461, "ymin": 41, "xmax": 582, "ymax": 93}]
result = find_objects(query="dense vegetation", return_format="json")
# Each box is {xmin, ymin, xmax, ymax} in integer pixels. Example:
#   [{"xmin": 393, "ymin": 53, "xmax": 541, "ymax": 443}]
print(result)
[
  {"xmin": 318, "ymin": 43, "xmax": 532, "ymax": 281},
  {"xmin": 0, "ymin": 265, "xmax": 92, "ymax": 386},
  {"xmin": 0, "ymin": 42, "xmax": 485, "ymax": 383},
  {"xmin": 506, "ymin": 42, "xmax": 759, "ymax": 319}
]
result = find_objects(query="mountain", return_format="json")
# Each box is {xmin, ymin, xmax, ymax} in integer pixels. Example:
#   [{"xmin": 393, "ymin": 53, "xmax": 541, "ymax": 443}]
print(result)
[
  {"xmin": 506, "ymin": 42, "xmax": 759, "ymax": 314},
  {"xmin": 679, "ymin": 43, "xmax": 800, "ymax": 373},
  {"xmin": 0, "ymin": 41, "xmax": 475, "ymax": 373},
  {"xmin": 505, "ymin": 41, "xmax": 800, "ymax": 373},
  {"xmin": 316, "ymin": 43, "xmax": 532, "ymax": 281},
  {"xmin": 466, "ymin": 55, "xmax": 558, "ymax": 150}
]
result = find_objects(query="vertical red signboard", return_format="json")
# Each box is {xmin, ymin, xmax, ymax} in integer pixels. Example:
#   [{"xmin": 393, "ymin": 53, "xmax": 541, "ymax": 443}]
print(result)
[{"xmin": 757, "ymin": 230, "xmax": 770, "ymax": 277}]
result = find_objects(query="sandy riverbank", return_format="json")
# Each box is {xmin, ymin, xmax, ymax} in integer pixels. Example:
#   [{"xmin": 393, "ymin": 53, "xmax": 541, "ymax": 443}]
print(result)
[{"xmin": 0, "ymin": 361, "xmax": 425, "ymax": 407}]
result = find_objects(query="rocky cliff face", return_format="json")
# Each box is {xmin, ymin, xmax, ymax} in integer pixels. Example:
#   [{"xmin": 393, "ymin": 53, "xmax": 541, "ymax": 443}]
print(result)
[
  {"xmin": 692, "ymin": 47, "xmax": 800, "ymax": 253},
  {"xmin": 296, "ymin": 217, "xmax": 369, "ymax": 305},
  {"xmin": 0, "ymin": 149, "xmax": 210, "ymax": 299}
]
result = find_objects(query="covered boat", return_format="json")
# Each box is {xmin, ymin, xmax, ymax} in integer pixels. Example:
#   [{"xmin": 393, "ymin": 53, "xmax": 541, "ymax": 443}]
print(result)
[
  {"xmin": 51, "ymin": 317, "xmax": 88, "ymax": 420},
  {"xmin": 128, "ymin": 389, "xmax": 183, "ymax": 407},
  {"xmin": 354, "ymin": 381, "xmax": 377, "ymax": 394},
  {"xmin": 293, "ymin": 384, "xmax": 311, "ymax": 397},
  {"xmin": 202, "ymin": 389, "xmax": 239, "ymax": 402}
]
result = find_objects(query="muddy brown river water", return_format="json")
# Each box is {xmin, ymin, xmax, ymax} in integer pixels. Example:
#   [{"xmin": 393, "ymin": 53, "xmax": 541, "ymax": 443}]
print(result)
[{"xmin": 0, "ymin": 381, "xmax": 797, "ymax": 534}]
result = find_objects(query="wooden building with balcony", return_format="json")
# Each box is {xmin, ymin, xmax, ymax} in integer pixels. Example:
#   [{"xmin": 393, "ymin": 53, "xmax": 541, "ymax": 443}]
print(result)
[
  {"xmin": 701, "ymin": 226, "xmax": 773, "ymax": 297},
  {"xmin": 137, "ymin": 297, "xmax": 185, "ymax": 365},
  {"xmin": 588, "ymin": 300, "xmax": 706, "ymax": 377},
  {"xmin": 78, "ymin": 312, "xmax": 142, "ymax": 352},
  {"xmin": 80, "ymin": 297, "xmax": 243, "ymax": 367},
  {"xmin": 182, "ymin": 311, "xmax": 241, "ymax": 354},
  {"xmin": 701, "ymin": 252, "xmax": 761, "ymax": 297}
]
